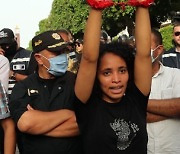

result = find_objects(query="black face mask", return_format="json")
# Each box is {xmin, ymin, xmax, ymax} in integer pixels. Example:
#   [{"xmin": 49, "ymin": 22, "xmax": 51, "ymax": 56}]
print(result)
[{"xmin": 1, "ymin": 41, "xmax": 17, "ymax": 57}]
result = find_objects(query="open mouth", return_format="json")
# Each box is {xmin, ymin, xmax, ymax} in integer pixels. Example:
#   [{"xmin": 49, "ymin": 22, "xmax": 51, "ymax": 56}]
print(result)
[{"xmin": 110, "ymin": 86, "xmax": 123, "ymax": 94}]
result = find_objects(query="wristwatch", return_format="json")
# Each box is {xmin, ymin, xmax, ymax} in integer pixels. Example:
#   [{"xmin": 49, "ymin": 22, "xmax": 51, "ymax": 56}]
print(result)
[{"xmin": 10, "ymin": 72, "xmax": 16, "ymax": 80}]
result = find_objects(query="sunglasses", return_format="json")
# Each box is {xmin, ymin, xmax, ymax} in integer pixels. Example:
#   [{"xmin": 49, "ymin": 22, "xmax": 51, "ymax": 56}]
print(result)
[{"xmin": 174, "ymin": 32, "xmax": 180, "ymax": 36}]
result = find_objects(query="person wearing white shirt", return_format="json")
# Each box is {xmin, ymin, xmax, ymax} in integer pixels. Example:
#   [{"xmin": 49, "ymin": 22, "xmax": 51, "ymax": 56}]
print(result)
[
  {"xmin": 0, "ymin": 54, "xmax": 9, "ymax": 92},
  {"xmin": 147, "ymin": 28, "xmax": 180, "ymax": 154}
]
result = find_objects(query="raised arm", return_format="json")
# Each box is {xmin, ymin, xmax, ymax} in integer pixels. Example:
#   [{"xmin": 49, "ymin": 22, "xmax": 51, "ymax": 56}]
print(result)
[
  {"xmin": 75, "ymin": 8, "xmax": 102, "ymax": 103},
  {"xmin": 134, "ymin": 6, "xmax": 152, "ymax": 96}
]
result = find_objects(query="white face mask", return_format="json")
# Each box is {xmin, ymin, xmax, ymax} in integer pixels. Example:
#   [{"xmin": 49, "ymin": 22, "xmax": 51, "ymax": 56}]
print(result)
[{"xmin": 151, "ymin": 45, "xmax": 161, "ymax": 63}]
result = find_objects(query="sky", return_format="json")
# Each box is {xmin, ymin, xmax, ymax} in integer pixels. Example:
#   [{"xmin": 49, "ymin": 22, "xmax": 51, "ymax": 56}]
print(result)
[{"xmin": 0, "ymin": 0, "xmax": 54, "ymax": 48}]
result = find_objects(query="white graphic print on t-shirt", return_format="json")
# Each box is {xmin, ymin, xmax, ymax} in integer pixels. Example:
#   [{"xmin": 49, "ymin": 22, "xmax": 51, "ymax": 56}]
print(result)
[{"xmin": 110, "ymin": 118, "xmax": 139, "ymax": 150}]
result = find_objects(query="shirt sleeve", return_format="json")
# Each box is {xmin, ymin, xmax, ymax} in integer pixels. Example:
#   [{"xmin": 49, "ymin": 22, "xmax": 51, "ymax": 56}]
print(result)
[
  {"xmin": 172, "ymin": 68, "xmax": 180, "ymax": 98},
  {"xmin": 0, "ymin": 55, "xmax": 10, "ymax": 92},
  {"xmin": 9, "ymin": 81, "xmax": 30, "ymax": 124}
]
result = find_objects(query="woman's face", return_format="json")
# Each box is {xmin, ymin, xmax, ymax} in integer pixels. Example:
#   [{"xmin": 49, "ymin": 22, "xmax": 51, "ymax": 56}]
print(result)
[{"xmin": 97, "ymin": 52, "xmax": 129, "ymax": 103}]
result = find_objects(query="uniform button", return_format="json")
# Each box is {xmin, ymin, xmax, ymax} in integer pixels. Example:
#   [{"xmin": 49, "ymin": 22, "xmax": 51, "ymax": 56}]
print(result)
[
  {"xmin": 44, "ymin": 85, "xmax": 47, "ymax": 88},
  {"xmin": 58, "ymin": 87, "xmax": 61, "ymax": 90}
]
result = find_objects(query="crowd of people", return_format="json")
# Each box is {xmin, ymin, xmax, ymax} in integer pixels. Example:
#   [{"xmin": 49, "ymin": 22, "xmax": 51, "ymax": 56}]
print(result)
[{"xmin": 0, "ymin": 0, "xmax": 180, "ymax": 154}]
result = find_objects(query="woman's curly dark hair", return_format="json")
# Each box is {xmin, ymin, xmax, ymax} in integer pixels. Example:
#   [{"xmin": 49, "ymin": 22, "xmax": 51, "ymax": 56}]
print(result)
[{"xmin": 93, "ymin": 41, "xmax": 135, "ymax": 97}]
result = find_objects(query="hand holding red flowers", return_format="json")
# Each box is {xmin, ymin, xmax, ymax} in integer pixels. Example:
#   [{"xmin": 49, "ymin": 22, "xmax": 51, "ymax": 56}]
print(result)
[
  {"xmin": 127, "ymin": 0, "xmax": 154, "ymax": 7},
  {"xmin": 86, "ymin": 0, "xmax": 114, "ymax": 9},
  {"xmin": 86, "ymin": 0, "xmax": 155, "ymax": 9}
]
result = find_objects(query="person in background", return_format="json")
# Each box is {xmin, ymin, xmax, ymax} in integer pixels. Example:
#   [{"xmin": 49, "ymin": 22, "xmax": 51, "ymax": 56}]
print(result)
[
  {"xmin": 68, "ymin": 38, "xmax": 84, "ymax": 74},
  {"xmin": 57, "ymin": 29, "xmax": 83, "ymax": 74},
  {"xmin": 9, "ymin": 30, "xmax": 82, "ymax": 154},
  {"xmin": 0, "ymin": 28, "xmax": 33, "ymax": 96},
  {"xmin": 128, "ymin": 36, "xmax": 136, "ymax": 48},
  {"xmin": 0, "ymin": 28, "xmax": 36, "ymax": 153},
  {"xmin": 100, "ymin": 30, "xmax": 111, "ymax": 44},
  {"xmin": 57, "ymin": 29, "xmax": 74, "ymax": 43},
  {"xmin": 0, "ymin": 53, "xmax": 14, "ymax": 154},
  {"xmin": 162, "ymin": 22, "xmax": 180, "ymax": 68},
  {"xmin": 117, "ymin": 34, "xmax": 129, "ymax": 44},
  {"xmin": 74, "ymin": 0, "xmax": 152, "ymax": 153},
  {"xmin": 57, "ymin": 29, "xmax": 78, "ymax": 73},
  {"xmin": 76, "ymin": 38, "xmax": 83, "ymax": 54},
  {"xmin": 0, "ymin": 54, "xmax": 9, "ymax": 93},
  {"xmin": 0, "ymin": 53, "xmax": 10, "ymax": 153},
  {"xmin": 147, "ymin": 28, "xmax": 180, "ymax": 154},
  {"xmin": 0, "ymin": 81, "xmax": 16, "ymax": 154}
]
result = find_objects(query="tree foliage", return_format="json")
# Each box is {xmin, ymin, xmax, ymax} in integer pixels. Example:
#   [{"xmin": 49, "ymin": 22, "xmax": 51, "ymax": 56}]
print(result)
[
  {"xmin": 38, "ymin": 0, "xmax": 136, "ymax": 38},
  {"xmin": 33, "ymin": 0, "xmax": 179, "ymax": 48},
  {"xmin": 38, "ymin": 0, "xmax": 89, "ymax": 39},
  {"xmin": 149, "ymin": 0, "xmax": 173, "ymax": 28},
  {"xmin": 160, "ymin": 25, "xmax": 173, "ymax": 50},
  {"xmin": 102, "ymin": 4, "xmax": 135, "ymax": 37}
]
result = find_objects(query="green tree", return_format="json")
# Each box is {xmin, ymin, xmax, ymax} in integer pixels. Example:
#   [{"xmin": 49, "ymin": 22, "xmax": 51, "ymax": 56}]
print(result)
[
  {"xmin": 102, "ymin": 4, "xmax": 135, "ymax": 37},
  {"xmin": 38, "ymin": 0, "xmax": 89, "ymax": 39},
  {"xmin": 149, "ymin": 0, "xmax": 171, "ymax": 28},
  {"xmin": 38, "ymin": 0, "xmax": 136, "ymax": 38},
  {"xmin": 33, "ymin": 0, "xmax": 179, "ymax": 46}
]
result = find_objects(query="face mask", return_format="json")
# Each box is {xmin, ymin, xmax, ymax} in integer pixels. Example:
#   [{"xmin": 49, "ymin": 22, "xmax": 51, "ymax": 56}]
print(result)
[
  {"xmin": 41, "ymin": 53, "xmax": 68, "ymax": 76},
  {"xmin": 150, "ymin": 45, "xmax": 161, "ymax": 63},
  {"xmin": 1, "ymin": 41, "xmax": 17, "ymax": 57}
]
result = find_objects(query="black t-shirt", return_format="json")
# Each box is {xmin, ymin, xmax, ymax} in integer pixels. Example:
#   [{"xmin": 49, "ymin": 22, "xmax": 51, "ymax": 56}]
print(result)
[{"xmin": 75, "ymin": 83, "xmax": 148, "ymax": 154}]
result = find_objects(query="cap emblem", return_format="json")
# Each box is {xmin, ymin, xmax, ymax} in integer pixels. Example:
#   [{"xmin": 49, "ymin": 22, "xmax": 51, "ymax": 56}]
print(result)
[
  {"xmin": 34, "ymin": 40, "xmax": 42, "ymax": 46},
  {"xmin": 0, "ymin": 31, "xmax": 8, "ymax": 38},
  {"xmin": 52, "ymin": 33, "xmax": 61, "ymax": 40}
]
